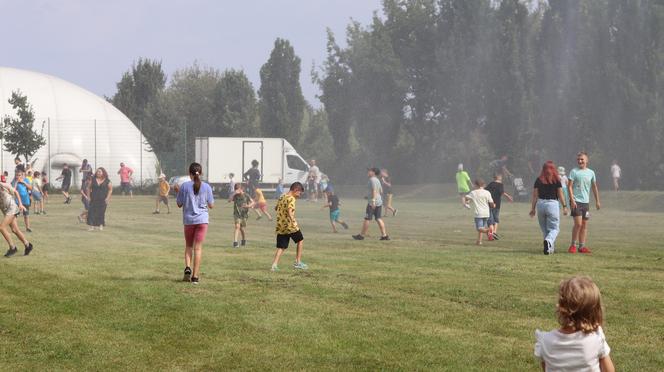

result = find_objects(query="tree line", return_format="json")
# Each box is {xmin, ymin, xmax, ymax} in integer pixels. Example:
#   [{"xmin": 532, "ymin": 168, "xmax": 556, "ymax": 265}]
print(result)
[{"xmin": 112, "ymin": 0, "xmax": 664, "ymax": 189}]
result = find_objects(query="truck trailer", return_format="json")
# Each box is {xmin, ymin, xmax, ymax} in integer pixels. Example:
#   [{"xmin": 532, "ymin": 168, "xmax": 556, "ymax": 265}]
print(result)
[{"xmin": 195, "ymin": 137, "xmax": 310, "ymax": 196}]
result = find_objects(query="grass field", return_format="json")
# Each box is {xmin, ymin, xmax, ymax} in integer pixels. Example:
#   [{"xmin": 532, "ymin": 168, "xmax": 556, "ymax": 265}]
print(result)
[{"xmin": 1, "ymin": 190, "xmax": 663, "ymax": 371}]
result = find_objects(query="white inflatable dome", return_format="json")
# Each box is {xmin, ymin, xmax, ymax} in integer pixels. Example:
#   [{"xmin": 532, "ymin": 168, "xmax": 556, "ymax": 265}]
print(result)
[{"xmin": 0, "ymin": 66, "xmax": 159, "ymax": 188}]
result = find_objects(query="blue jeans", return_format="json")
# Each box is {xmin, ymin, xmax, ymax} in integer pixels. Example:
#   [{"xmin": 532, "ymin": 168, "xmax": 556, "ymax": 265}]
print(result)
[{"xmin": 537, "ymin": 199, "xmax": 560, "ymax": 252}]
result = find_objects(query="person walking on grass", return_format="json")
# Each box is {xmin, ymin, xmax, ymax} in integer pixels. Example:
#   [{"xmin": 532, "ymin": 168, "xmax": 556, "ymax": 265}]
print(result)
[
  {"xmin": 529, "ymin": 161, "xmax": 568, "ymax": 255},
  {"xmin": 243, "ymin": 159, "xmax": 261, "ymax": 197},
  {"xmin": 56, "ymin": 163, "xmax": 72, "ymax": 204},
  {"xmin": 353, "ymin": 168, "xmax": 390, "ymax": 241},
  {"xmin": 485, "ymin": 173, "xmax": 513, "ymax": 240},
  {"xmin": 1, "ymin": 182, "xmax": 34, "ymax": 257},
  {"xmin": 610, "ymin": 160, "xmax": 621, "ymax": 192},
  {"xmin": 32, "ymin": 171, "xmax": 45, "ymax": 215},
  {"xmin": 177, "ymin": 163, "xmax": 214, "ymax": 284},
  {"xmin": 308, "ymin": 159, "xmax": 321, "ymax": 201},
  {"xmin": 117, "ymin": 162, "xmax": 134, "ymax": 198},
  {"xmin": 535, "ymin": 276, "xmax": 615, "ymax": 372},
  {"xmin": 87, "ymin": 168, "xmax": 112, "ymax": 231},
  {"xmin": 252, "ymin": 187, "xmax": 273, "ymax": 221},
  {"xmin": 12, "ymin": 170, "xmax": 32, "ymax": 233},
  {"xmin": 41, "ymin": 171, "xmax": 49, "ymax": 203},
  {"xmin": 456, "ymin": 163, "xmax": 472, "ymax": 209},
  {"xmin": 153, "ymin": 173, "xmax": 171, "ymax": 214},
  {"xmin": 78, "ymin": 176, "xmax": 92, "ymax": 224},
  {"xmin": 79, "ymin": 159, "xmax": 92, "ymax": 190},
  {"xmin": 322, "ymin": 188, "xmax": 349, "ymax": 233},
  {"xmin": 271, "ymin": 182, "xmax": 306, "ymax": 272},
  {"xmin": 229, "ymin": 183, "xmax": 253, "ymax": 248},
  {"xmin": 463, "ymin": 179, "xmax": 494, "ymax": 245},
  {"xmin": 381, "ymin": 168, "xmax": 398, "ymax": 217},
  {"xmin": 568, "ymin": 152, "xmax": 601, "ymax": 254}
]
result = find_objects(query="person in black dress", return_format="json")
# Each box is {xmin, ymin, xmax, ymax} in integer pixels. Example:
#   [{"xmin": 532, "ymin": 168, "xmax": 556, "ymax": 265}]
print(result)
[{"xmin": 87, "ymin": 167, "xmax": 113, "ymax": 231}]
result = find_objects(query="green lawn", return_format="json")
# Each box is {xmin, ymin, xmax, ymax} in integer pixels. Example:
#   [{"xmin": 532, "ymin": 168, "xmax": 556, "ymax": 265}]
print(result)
[{"xmin": 1, "ymin": 191, "xmax": 662, "ymax": 371}]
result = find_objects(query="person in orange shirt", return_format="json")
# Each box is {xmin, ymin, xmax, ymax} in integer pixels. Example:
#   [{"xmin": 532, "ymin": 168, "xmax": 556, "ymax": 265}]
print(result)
[{"xmin": 153, "ymin": 173, "xmax": 171, "ymax": 214}]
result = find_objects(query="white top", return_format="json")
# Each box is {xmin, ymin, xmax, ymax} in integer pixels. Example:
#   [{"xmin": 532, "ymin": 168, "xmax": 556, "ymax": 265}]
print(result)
[
  {"xmin": 309, "ymin": 165, "xmax": 321, "ymax": 182},
  {"xmin": 535, "ymin": 327, "xmax": 611, "ymax": 372},
  {"xmin": 610, "ymin": 164, "xmax": 621, "ymax": 178},
  {"xmin": 466, "ymin": 188, "xmax": 493, "ymax": 218}
]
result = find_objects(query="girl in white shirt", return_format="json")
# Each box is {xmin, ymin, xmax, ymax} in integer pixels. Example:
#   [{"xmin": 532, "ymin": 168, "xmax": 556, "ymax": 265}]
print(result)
[{"xmin": 535, "ymin": 276, "xmax": 615, "ymax": 372}]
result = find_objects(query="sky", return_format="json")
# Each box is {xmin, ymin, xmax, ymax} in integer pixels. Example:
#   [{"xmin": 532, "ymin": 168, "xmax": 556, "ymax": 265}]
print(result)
[{"xmin": 1, "ymin": 0, "xmax": 382, "ymax": 105}]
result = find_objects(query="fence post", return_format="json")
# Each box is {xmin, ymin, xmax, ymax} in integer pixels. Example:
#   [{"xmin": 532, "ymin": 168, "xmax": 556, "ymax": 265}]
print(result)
[
  {"xmin": 140, "ymin": 121, "xmax": 143, "ymax": 188},
  {"xmin": 94, "ymin": 119, "xmax": 97, "ymax": 167},
  {"xmin": 47, "ymin": 118, "xmax": 51, "ymax": 175}
]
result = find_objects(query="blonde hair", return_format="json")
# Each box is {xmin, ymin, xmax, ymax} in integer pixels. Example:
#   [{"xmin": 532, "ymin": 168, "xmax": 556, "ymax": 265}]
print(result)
[{"xmin": 556, "ymin": 276, "xmax": 604, "ymax": 333}]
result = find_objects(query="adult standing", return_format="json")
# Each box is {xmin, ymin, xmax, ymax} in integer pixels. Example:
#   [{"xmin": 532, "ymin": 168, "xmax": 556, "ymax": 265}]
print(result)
[
  {"xmin": 176, "ymin": 162, "xmax": 215, "ymax": 284},
  {"xmin": 610, "ymin": 160, "xmax": 621, "ymax": 192},
  {"xmin": 87, "ymin": 167, "xmax": 112, "ymax": 231},
  {"xmin": 56, "ymin": 163, "xmax": 72, "ymax": 204},
  {"xmin": 79, "ymin": 159, "xmax": 93, "ymax": 190},
  {"xmin": 243, "ymin": 159, "xmax": 261, "ymax": 197},
  {"xmin": 308, "ymin": 160, "xmax": 321, "ymax": 201},
  {"xmin": 352, "ymin": 168, "xmax": 389, "ymax": 241},
  {"xmin": 117, "ymin": 162, "xmax": 134, "ymax": 198},
  {"xmin": 381, "ymin": 168, "xmax": 398, "ymax": 217},
  {"xmin": 456, "ymin": 164, "xmax": 472, "ymax": 208},
  {"xmin": 568, "ymin": 152, "xmax": 601, "ymax": 254},
  {"xmin": 529, "ymin": 161, "xmax": 568, "ymax": 255}
]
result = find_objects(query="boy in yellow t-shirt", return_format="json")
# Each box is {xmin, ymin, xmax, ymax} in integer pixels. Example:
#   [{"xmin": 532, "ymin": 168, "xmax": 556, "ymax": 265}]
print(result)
[
  {"xmin": 153, "ymin": 174, "xmax": 171, "ymax": 214},
  {"xmin": 271, "ymin": 182, "xmax": 306, "ymax": 272}
]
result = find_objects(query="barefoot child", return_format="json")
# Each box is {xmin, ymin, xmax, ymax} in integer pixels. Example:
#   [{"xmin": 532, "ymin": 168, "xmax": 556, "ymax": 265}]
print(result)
[
  {"xmin": 535, "ymin": 276, "xmax": 615, "ymax": 372},
  {"xmin": 153, "ymin": 173, "xmax": 171, "ymax": 214},
  {"xmin": 229, "ymin": 183, "xmax": 253, "ymax": 248},
  {"xmin": 252, "ymin": 187, "xmax": 272, "ymax": 221},
  {"xmin": 271, "ymin": 182, "xmax": 306, "ymax": 271},
  {"xmin": 463, "ymin": 179, "xmax": 495, "ymax": 245},
  {"xmin": 321, "ymin": 189, "xmax": 349, "ymax": 233},
  {"xmin": 0, "ymin": 182, "xmax": 33, "ymax": 257}
]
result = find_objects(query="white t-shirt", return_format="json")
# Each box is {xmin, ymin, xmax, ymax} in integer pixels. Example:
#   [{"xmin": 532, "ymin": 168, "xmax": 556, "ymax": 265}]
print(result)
[
  {"xmin": 309, "ymin": 165, "xmax": 321, "ymax": 183},
  {"xmin": 466, "ymin": 188, "xmax": 493, "ymax": 218},
  {"xmin": 610, "ymin": 164, "xmax": 621, "ymax": 179},
  {"xmin": 534, "ymin": 327, "xmax": 611, "ymax": 372}
]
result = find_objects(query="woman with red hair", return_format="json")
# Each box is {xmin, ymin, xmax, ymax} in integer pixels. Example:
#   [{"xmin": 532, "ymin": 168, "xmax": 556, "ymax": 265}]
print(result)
[{"xmin": 529, "ymin": 161, "xmax": 568, "ymax": 254}]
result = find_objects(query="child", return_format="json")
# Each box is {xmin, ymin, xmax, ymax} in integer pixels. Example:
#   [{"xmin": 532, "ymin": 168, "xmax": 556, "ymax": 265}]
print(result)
[
  {"xmin": 12, "ymin": 170, "xmax": 32, "ymax": 232},
  {"xmin": 485, "ymin": 174, "xmax": 513, "ymax": 240},
  {"xmin": 41, "ymin": 172, "xmax": 49, "ymax": 203},
  {"xmin": 176, "ymin": 162, "xmax": 214, "ymax": 284},
  {"xmin": 229, "ymin": 183, "xmax": 253, "ymax": 248},
  {"xmin": 463, "ymin": 179, "xmax": 495, "ymax": 245},
  {"xmin": 227, "ymin": 173, "xmax": 236, "ymax": 198},
  {"xmin": 321, "ymin": 189, "xmax": 348, "ymax": 233},
  {"xmin": 381, "ymin": 169, "xmax": 398, "ymax": 217},
  {"xmin": 558, "ymin": 166, "xmax": 570, "ymax": 209},
  {"xmin": 271, "ymin": 182, "xmax": 306, "ymax": 271},
  {"xmin": 0, "ymin": 181, "xmax": 34, "ymax": 257},
  {"xmin": 31, "ymin": 171, "xmax": 44, "ymax": 215},
  {"xmin": 78, "ymin": 176, "xmax": 91, "ymax": 223},
  {"xmin": 252, "ymin": 187, "xmax": 273, "ymax": 221},
  {"xmin": 153, "ymin": 173, "xmax": 171, "ymax": 214},
  {"xmin": 274, "ymin": 179, "xmax": 284, "ymax": 199},
  {"xmin": 456, "ymin": 163, "xmax": 472, "ymax": 209},
  {"xmin": 535, "ymin": 276, "xmax": 615, "ymax": 372}
]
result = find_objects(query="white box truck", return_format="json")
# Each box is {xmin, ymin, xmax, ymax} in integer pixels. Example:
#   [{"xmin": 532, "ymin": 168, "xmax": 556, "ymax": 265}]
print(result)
[{"xmin": 195, "ymin": 137, "xmax": 310, "ymax": 196}]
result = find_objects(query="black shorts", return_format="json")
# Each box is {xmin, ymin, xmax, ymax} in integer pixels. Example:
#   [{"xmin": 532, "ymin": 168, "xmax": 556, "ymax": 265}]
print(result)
[
  {"xmin": 276, "ymin": 230, "xmax": 304, "ymax": 249},
  {"xmin": 571, "ymin": 202, "xmax": 590, "ymax": 220},
  {"xmin": 364, "ymin": 204, "xmax": 383, "ymax": 221},
  {"xmin": 62, "ymin": 183, "xmax": 70, "ymax": 192}
]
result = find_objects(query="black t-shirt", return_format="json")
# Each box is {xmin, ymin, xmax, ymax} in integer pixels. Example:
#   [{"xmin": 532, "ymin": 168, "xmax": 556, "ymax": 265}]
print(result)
[
  {"xmin": 244, "ymin": 168, "xmax": 261, "ymax": 184},
  {"xmin": 485, "ymin": 181, "xmax": 504, "ymax": 208},
  {"xmin": 61, "ymin": 168, "xmax": 72, "ymax": 185},
  {"xmin": 534, "ymin": 178, "xmax": 562, "ymax": 200},
  {"xmin": 15, "ymin": 163, "xmax": 25, "ymax": 173},
  {"xmin": 328, "ymin": 195, "xmax": 339, "ymax": 212}
]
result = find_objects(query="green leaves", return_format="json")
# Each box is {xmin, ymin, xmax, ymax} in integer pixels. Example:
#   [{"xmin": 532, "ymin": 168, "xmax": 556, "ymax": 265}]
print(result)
[{"xmin": 1, "ymin": 90, "xmax": 46, "ymax": 162}]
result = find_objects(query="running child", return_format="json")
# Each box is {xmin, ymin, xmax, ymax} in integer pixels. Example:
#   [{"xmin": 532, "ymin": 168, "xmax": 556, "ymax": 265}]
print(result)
[
  {"xmin": 535, "ymin": 276, "xmax": 614, "ymax": 372},
  {"xmin": 463, "ymin": 179, "xmax": 495, "ymax": 245},
  {"xmin": 456, "ymin": 163, "xmax": 472, "ymax": 208},
  {"xmin": 252, "ymin": 187, "xmax": 272, "ymax": 221},
  {"xmin": 1, "ymin": 182, "xmax": 33, "ymax": 257},
  {"xmin": 271, "ymin": 182, "xmax": 306, "ymax": 271},
  {"xmin": 568, "ymin": 152, "xmax": 600, "ymax": 254},
  {"xmin": 12, "ymin": 170, "xmax": 32, "ymax": 232},
  {"xmin": 153, "ymin": 173, "xmax": 171, "ymax": 214},
  {"xmin": 176, "ymin": 163, "xmax": 214, "ymax": 284},
  {"xmin": 32, "ymin": 171, "xmax": 45, "ymax": 215},
  {"xmin": 321, "ymin": 189, "xmax": 349, "ymax": 233},
  {"xmin": 485, "ymin": 174, "xmax": 513, "ymax": 240},
  {"xmin": 230, "ymin": 183, "xmax": 253, "ymax": 248}
]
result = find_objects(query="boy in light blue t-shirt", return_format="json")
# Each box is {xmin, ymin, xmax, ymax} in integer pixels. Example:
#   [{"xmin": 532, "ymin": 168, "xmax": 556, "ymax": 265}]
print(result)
[{"xmin": 567, "ymin": 152, "xmax": 601, "ymax": 254}]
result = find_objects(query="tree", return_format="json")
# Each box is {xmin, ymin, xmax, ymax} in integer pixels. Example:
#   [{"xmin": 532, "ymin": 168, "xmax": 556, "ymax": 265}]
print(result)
[
  {"xmin": 214, "ymin": 69, "xmax": 259, "ymax": 136},
  {"xmin": 1, "ymin": 91, "xmax": 46, "ymax": 162},
  {"xmin": 259, "ymin": 38, "xmax": 306, "ymax": 143},
  {"xmin": 111, "ymin": 58, "xmax": 166, "ymax": 124}
]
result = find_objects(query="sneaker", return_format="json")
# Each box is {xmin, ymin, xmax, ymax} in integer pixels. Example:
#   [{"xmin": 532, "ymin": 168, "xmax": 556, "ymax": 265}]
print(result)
[
  {"xmin": 233, "ymin": 241, "xmax": 239, "ymax": 248},
  {"xmin": 4, "ymin": 246, "xmax": 18, "ymax": 257},
  {"xmin": 183, "ymin": 267, "xmax": 192, "ymax": 282},
  {"xmin": 152, "ymin": 211, "xmax": 160, "ymax": 214},
  {"xmin": 293, "ymin": 262, "xmax": 308, "ymax": 270},
  {"xmin": 352, "ymin": 234, "xmax": 365, "ymax": 240},
  {"xmin": 379, "ymin": 235, "xmax": 391, "ymax": 241},
  {"xmin": 24, "ymin": 243, "xmax": 33, "ymax": 256},
  {"xmin": 568, "ymin": 245, "xmax": 577, "ymax": 254},
  {"xmin": 341, "ymin": 222, "xmax": 349, "ymax": 229},
  {"xmin": 270, "ymin": 266, "xmax": 279, "ymax": 272},
  {"xmin": 543, "ymin": 240, "xmax": 550, "ymax": 255},
  {"xmin": 241, "ymin": 240, "xmax": 246, "ymax": 247},
  {"xmin": 26, "ymin": 228, "xmax": 32, "ymax": 233},
  {"xmin": 492, "ymin": 232, "xmax": 500, "ymax": 239},
  {"xmin": 77, "ymin": 216, "xmax": 83, "ymax": 223},
  {"xmin": 191, "ymin": 277, "xmax": 199, "ymax": 284},
  {"xmin": 393, "ymin": 209, "xmax": 398, "ymax": 217},
  {"xmin": 579, "ymin": 246, "xmax": 592, "ymax": 254}
]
